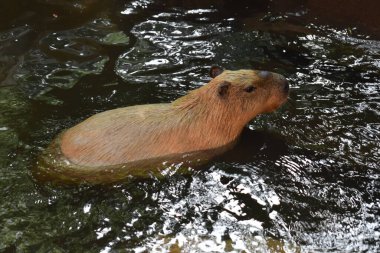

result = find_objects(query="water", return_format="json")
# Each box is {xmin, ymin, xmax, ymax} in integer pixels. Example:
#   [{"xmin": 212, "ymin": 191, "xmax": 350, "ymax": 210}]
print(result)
[{"xmin": 0, "ymin": 0, "xmax": 379, "ymax": 252}]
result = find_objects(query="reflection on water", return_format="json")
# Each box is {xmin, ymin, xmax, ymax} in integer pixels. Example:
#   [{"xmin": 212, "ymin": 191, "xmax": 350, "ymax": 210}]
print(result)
[{"xmin": 0, "ymin": 0, "xmax": 379, "ymax": 252}]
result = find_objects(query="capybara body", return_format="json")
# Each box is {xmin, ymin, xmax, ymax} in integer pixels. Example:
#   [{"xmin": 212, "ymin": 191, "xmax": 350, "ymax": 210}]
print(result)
[{"xmin": 38, "ymin": 67, "xmax": 289, "ymax": 183}]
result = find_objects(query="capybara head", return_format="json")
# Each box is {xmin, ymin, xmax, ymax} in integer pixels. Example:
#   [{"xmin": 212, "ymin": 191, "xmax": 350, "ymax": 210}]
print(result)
[
  {"xmin": 174, "ymin": 66, "xmax": 289, "ymax": 133},
  {"xmin": 205, "ymin": 66, "xmax": 289, "ymax": 121}
]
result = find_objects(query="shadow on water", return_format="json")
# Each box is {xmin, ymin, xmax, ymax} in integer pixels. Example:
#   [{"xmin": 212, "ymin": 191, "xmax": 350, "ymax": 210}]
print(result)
[
  {"xmin": 218, "ymin": 128, "xmax": 288, "ymax": 163},
  {"xmin": 0, "ymin": 0, "xmax": 379, "ymax": 252}
]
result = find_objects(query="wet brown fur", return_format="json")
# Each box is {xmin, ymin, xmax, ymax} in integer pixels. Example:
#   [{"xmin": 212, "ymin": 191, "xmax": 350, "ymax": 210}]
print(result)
[{"xmin": 59, "ymin": 69, "xmax": 288, "ymax": 167}]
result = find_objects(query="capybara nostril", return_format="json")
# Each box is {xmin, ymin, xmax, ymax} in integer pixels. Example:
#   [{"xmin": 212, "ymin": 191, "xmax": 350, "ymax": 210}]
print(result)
[
  {"xmin": 283, "ymin": 79, "xmax": 289, "ymax": 93},
  {"xmin": 258, "ymin": 70, "xmax": 270, "ymax": 79}
]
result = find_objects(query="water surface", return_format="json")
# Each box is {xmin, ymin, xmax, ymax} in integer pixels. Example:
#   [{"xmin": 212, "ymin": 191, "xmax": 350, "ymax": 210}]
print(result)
[{"xmin": 0, "ymin": 0, "xmax": 379, "ymax": 252}]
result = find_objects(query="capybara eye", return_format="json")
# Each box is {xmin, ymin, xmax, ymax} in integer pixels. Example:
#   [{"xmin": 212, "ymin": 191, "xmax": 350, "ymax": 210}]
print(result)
[{"xmin": 244, "ymin": 85, "xmax": 256, "ymax": 93}]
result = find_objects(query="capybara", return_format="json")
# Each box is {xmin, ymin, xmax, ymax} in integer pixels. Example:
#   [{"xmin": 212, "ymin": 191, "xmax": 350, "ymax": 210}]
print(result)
[{"xmin": 37, "ymin": 66, "xmax": 289, "ymax": 183}]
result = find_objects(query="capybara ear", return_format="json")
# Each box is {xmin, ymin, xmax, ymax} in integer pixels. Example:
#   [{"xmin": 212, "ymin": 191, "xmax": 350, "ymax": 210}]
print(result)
[
  {"xmin": 218, "ymin": 81, "xmax": 231, "ymax": 97},
  {"xmin": 210, "ymin": 66, "xmax": 224, "ymax": 78}
]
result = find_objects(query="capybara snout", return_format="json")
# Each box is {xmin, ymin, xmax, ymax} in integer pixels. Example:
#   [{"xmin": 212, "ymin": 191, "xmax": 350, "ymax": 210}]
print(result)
[
  {"xmin": 271, "ymin": 72, "xmax": 290, "ymax": 94},
  {"xmin": 254, "ymin": 71, "xmax": 289, "ymax": 113}
]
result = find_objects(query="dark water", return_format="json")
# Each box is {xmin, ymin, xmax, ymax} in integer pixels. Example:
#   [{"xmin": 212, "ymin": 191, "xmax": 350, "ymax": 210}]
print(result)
[{"xmin": 1, "ymin": 0, "xmax": 379, "ymax": 252}]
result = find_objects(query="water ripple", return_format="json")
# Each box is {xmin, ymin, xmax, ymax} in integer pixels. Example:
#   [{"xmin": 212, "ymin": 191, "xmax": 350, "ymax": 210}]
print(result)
[{"xmin": 116, "ymin": 10, "xmax": 231, "ymax": 92}]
